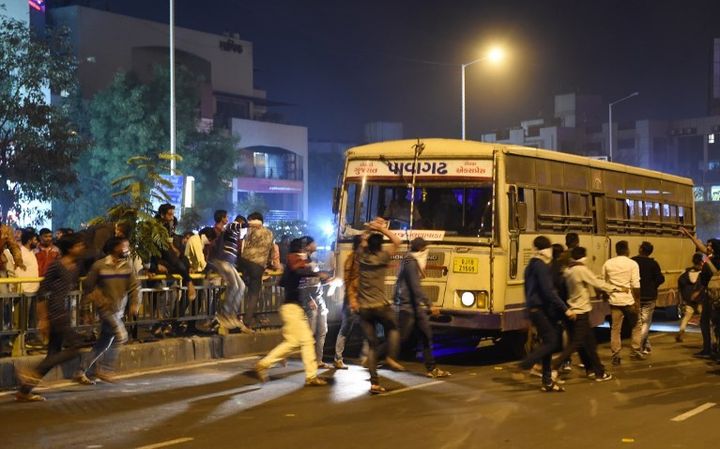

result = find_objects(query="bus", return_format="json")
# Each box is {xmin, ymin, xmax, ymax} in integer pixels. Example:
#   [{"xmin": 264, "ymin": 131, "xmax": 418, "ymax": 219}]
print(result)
[{"xmin": 332, "ymin": 138, "xmax": 696, "ymax": 353}]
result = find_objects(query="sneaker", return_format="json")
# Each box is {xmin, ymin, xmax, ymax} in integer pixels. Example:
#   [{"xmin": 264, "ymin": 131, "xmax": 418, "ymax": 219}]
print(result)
[
  {"xmin": 426, "ymin": 368, "xmax": 452, "ymax": 378},
  {"xmin": 255, "ymin": 363, "xmax": 269, "ymax": 383},
  {"xmin": 630, "ymin": 351, "xmax": 647, "ymax": 361},
  {"xmin": 73, "ymin": 372, "xmax": 96, "ymax": 386},
  {"xmin": 540, "ymin": 382, "xmax": 565, "ymax": 393},
  {"xmin": 305, "ymin": 376, "xmax": 328, "ymax": 386},
  {"xmin": 333, "ymin": 360, "xmax": 349, "ymax": 370},
  {"xmin": 586, "ymin": 371, "xmax": 596, "ymax": 379},
  {"xmin": 612, "ymin": 356, "xmax": 621, "ymax": 366},
  {"xmin": 383, "ymin": 357, "xmax": 406, "ymax": 372},
  {"xmin": 95, "ymin": 370, "xmax": 118, "ymax": 384},
  {"xmin": 15, "ymin": 392, "xmax": 46, "ymax": 402},
  {"xmin": 559, "ymin": 361, "xmax": 572, "ymax": 373},
  {"xmin": 594, "ymin": 372, "xmax": 613, "ymax": 382}
]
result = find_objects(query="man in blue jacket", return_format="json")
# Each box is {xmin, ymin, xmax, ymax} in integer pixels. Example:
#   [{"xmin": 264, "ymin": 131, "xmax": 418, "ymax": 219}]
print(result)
[{"xmin": 517, "ymin": 236, "xmax": 575, "ymax": 392}]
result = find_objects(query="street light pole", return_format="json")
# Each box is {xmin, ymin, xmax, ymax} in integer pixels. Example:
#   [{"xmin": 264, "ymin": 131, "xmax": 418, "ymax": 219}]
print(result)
[
  {"xmin": 169, "ymin": 0, "xmax": 176, "ymax": 175},
  {"xmin": 461, "ymin": 56, "xmax": 489, "ymax": 141},
  {"xmin": 608, "ymin": 91, "xmax": 639, "ymax": 162}
]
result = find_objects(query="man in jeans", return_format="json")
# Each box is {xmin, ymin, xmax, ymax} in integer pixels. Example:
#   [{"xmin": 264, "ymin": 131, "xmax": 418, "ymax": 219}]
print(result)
[
  {"xmin": 74, "ymin": 237, "xmax": 140, "ymax": 385},
  {"xmin": 517, "ymin": 236, "xmax": 575, "ymax": 392},
  {"xmin": 357, "ymin": 218, "xmax": 404, "ymax": 394},
  {"xmin": 632, "ymin": 241, "xmax": 665, "ymax": 354},
  {"xmin": 237, "ymin": 212, "xmax": 275, "ymax": 329},
  {"xmin": 333, "ymin": 235, "xmax": 366, "ymax": 369},
  {"xmin": 208, "ymin": 210, "xmax": 249, "ymax": 332},
  {"xmin": 602, "ymin": 240, "xmax": 643, "ymax": 365}
]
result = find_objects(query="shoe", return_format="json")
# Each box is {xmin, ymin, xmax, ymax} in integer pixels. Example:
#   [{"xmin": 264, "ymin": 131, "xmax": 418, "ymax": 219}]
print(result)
[
  {"xmin": 630, "ymin": 351, "xmax": 647, "ymax": 361},
  {"xmin": 612, "ymin": 356, "xmax": 621, "ymax": 366},
  {"xmin": 333, "ymin": 360, "xmax": 349, "ymax": 370},
  {"xmin": 540, "ymin": 382, "xmax": 565, "ymax": 393},
  {"xmin": 95, "ymin": 370, "xmax": 118, "ymax": 384},
  {"xmin": 426, "ymin": 368, "xmax": 451, "ymax": 378},
  {"xmin": 255, "ymin": 363, "xmax": 269, "ymax": 383},
  {"xmin": 317, "ymin": 362, "xmax": 332, "ymax": 369},
  {"xmin": 383, "ymin": 357, "xmax": 406, "ymax": 372},
  {"xmin": 641, "ymin": 347, "xmax": 652, "ymax": 355},
  {"xmin": 587, "ymin": 371, "xmax": 596, "ymax": 379},
  {"xmin": 369, "ymin": 384, "xmax": 387, "ymax": 395},
  {"xmin": 675, "ymin": 334, "xmax": 684, "ymax": 343},
  {"xmin": 529, "ymin": 367, "xmax": 563, "ymax": 384},
  {"xmin": 694, "ymin": 351, "xmax": 712, "ymax": 359},
  {"xmin": 594, "ymin": 372, "xmax": 613, "ymax": 382},
  {"xmin": 73, "ymin": 372, "xmax": 96, "ymax": 386},
  {"xmin": 15, "ymin": 392, "xmax": 46, "ymax": 402},
  {"xmin": 559, "ymin": 361, "xmax": 572, "ymax": 373},
  {"xmin": 305, "ymin": 376, "xmax": 328, "ymax": 386}
]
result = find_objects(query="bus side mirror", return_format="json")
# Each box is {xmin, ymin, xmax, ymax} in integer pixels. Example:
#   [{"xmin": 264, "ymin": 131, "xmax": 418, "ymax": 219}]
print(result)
[
  {"xmin": 517, "ymin": 202, "xmax": 528, "ymax": 231},
  {"xmin": 332, "ymin": 187, "xmax": 341, "ymax": 215}
]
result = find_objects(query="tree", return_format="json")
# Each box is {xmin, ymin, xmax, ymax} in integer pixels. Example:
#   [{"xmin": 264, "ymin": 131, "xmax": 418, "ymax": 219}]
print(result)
[
  {"xmin": 237, "ymin": 192, "xmax": 268, "ymax": 218},
  {"xmin": 0, "ymin": 12, "xmax": 85, "ymax": 223},
  {"xmin": 58, "ymin": 65, "xmax": 238, "ymax": 227}
]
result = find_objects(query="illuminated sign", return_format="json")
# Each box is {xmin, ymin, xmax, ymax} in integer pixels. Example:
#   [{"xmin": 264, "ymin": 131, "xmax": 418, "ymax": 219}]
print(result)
[
  {"xmin": 29, "ymin": 0, "xmax": 45, "ymax": 12},
  {"xmin": 345, "ymin": 159, "xmax": 493, "ymax": 181}
]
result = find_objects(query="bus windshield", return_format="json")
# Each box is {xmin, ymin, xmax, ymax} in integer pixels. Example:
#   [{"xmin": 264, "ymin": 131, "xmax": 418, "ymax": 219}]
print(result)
[{"xmin": 343, "ymin": 182, "xmax": 494, "ymax": 238}]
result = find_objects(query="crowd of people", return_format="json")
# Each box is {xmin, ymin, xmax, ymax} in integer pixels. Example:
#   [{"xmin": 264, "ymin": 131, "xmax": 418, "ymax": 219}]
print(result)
[
  {"xmin": 4, "ymin": 209, "xmax": 718, "ymax": 400},
  {"xmin": 514, "ymin": 230, "xmax": 718, "ymax": 392}
]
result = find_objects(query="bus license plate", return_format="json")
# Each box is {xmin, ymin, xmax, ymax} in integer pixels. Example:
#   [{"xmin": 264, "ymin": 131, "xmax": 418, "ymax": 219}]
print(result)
[{"xmin": 453, "ymin": 257, "xmax": 478, "ymax": 273}]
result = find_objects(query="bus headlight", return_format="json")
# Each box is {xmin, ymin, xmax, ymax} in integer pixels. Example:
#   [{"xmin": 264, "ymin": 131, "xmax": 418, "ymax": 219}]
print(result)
[
  {"xmin": 460, "ymin": 291, "xmax": 476, "ymax": 307},
  {"xmin": 458, "ymin": 290, "xmax": 489, "ymax": 308}
]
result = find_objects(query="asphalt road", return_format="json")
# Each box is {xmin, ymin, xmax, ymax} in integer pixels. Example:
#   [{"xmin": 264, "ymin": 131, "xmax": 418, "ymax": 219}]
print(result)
[{"xmin": 2, "ymin": 328, "xmax": 718, "ymax": 449}]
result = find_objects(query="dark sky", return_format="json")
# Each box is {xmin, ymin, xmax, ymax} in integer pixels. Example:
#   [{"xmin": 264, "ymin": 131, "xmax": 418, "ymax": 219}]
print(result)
[{"xmin": 55, "ymin": 0, "xmax": 720, "ymax": 142}]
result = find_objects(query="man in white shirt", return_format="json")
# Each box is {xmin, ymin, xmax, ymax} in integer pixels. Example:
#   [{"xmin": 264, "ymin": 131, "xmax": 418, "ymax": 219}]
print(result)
[
  {"xmin": 7, "ymin": 229, "xmax": 40, "ymax": 295},
  {"xmin": 602, "ymin": 240, "xmax": 644, "ymax": 365}
]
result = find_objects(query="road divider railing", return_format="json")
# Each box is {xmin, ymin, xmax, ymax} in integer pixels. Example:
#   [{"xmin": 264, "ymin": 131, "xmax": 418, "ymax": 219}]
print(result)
[{"xmin": 0, "ymin": 271, "xmax": 285, "ymax": 357}]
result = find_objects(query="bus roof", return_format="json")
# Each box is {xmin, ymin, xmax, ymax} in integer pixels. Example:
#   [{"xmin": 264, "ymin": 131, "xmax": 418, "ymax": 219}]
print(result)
[{"xmin": 345, "ymin": 138, "xmax": 694, "ymax": 186}]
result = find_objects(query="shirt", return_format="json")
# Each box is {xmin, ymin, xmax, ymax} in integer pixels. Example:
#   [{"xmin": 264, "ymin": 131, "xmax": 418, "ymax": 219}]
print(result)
[
  {"xmin": 211, "ymin": 222, "xmax": 243, "ymax": 265},
  {"xmin": 564, "ymin": 263, "xmax": 616, "ymax": 314},
  {"xmin": 523, "ymin": 257, "xmax": 568, "ymax": 318},
  {"xmin": 34, "ymin": 245, "xmax": 60, "ymax": 277},
  {"xmin": 358, "ymin": 250, "xmax": 391, "ymax": 308},
  {"xmin": 185, "ymin": 234, "xmax": 208, "ymax": 272},
  {"xmin": 83, "ymin": 255, "xmax": 140, "ymax": 315},
  {"xmin": 241, "ymin": 226, "xmax": 274, "ymax": 268},
  {"xmin": 38, "ymin": 259, "xmax": 79, "ymax": 323},
  {"xmin": 7, "ymin": 245, "xmax": 39, "ymax": 294},
  {"xmin": 602, "ymin": 256, "xmax": 640, "ymax": 306}
]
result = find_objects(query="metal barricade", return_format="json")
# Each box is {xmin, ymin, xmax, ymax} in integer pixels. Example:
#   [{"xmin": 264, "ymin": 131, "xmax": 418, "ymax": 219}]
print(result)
[{"xmin": 0, "ymin": 272, "xmax": 284, "ymax": 357}]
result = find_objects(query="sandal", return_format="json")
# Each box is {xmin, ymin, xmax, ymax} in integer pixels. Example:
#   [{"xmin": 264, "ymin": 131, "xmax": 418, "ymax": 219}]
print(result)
[
  {"xmin": 540, "ymin": 382, "xmax": 565, "ymax": 393},
  {"xmin": 369, "ymin": 384, "xmax": 387, "ymax": 395}
]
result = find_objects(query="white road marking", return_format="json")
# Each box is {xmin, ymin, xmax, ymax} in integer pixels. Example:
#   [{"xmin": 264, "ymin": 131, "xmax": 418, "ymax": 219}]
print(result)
[
  {"xmin": 0, "ymin": 355, "xmax": 260, "ymax": 398},
  {"xmin": 383, "ymin": 380, "xmax": 444, "ymax": 396},
  {"xmin": 670, "ymin": 402, "xmax": 717, "ymax": 422},
  {"xmin": 134, "ymin": 437, "xmax": 194, "ymax": 449}
]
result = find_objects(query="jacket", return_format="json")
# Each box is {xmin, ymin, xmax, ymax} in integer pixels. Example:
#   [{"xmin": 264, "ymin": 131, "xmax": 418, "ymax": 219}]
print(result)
[
  {"xmin": 678, "ymin": 266, "xmax": 702, "ymax": 304},
  {"xmin": 632, "ymin": 255, "xmax": 665, "ymax": 301},
  {"xmin": 395, "ymin": 254, "xmax": 430, "ymax": 311},
  {"xmin": 524, "ymin": 257, "xmax": 568, "ymax": 318},
  {"xmin": 83, "ymin": 255, "xmax": 140, "ymax": 315}
]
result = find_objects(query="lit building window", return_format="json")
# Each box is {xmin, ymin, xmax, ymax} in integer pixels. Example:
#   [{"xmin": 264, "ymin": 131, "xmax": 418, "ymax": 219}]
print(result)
[{"xmin": 710, "ymin": 133, "xmax": 716, "ymax": 144}]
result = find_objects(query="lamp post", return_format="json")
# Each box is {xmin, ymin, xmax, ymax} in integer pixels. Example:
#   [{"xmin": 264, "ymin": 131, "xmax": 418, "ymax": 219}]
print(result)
[
  {"xmin": 461, "ymin": 47, "xmax": 504, "ymax": 140},
  {"xmin": 608, "ymin": 91, "xmax": 639, "ymax": 162},
  {"xmin": 169, "ymin": 0, "xmax": 176, "ymax": 175}
]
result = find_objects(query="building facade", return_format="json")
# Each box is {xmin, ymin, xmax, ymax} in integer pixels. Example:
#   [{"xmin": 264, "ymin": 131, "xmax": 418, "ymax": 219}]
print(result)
[{"xmin": 48, "ymin": 5, "xmax": 308, "ymax": 220}]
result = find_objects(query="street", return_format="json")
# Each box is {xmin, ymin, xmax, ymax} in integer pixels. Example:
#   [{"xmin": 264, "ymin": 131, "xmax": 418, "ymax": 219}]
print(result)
[{"xmin": 2, "ymin": 329, "xmax": 718, "ymax": 449}]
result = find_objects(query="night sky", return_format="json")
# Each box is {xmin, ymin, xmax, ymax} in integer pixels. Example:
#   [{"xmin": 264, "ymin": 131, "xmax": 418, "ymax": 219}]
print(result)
[{"xmin": 54, "ymin": 0, "xmax": 720, "ymax": 142}]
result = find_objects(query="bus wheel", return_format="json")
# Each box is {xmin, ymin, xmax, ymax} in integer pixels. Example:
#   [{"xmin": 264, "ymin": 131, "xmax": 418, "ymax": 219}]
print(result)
[{"xmin": 497, "ymin": 330, "xmax": 532, "ymax": 360}]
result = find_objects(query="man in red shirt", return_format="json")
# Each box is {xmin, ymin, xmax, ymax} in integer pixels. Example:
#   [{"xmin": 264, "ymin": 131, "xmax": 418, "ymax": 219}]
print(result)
[{"xmin": 35, "ymin": 228, "xmax": 60, "ymax": 277}]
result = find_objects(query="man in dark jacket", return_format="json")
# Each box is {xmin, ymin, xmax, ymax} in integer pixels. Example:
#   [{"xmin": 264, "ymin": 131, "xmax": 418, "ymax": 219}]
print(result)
[
  {"xmin": 394, "ymin": 237, "xmax": 450, "ymax": 378},
  {"xmin": 632, "ymin": 241, "xmax": 665, "ymax": 354},
  {"xmin": 697, "ymin": 239, "xmax": 720, "ymax": 358},
  {"xmin": 677, "ymin": 253, "xmax": 704, "ymax": 343},
  {"xmin": 517, "ymin": 236, "xmax": 575, "ymax": 392}
]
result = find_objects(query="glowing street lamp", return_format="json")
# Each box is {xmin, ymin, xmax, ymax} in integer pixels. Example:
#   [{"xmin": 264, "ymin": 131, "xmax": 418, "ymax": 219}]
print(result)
[{"xmin": 461, "ymin": 46, "xmax": 506, "ymax": 140}]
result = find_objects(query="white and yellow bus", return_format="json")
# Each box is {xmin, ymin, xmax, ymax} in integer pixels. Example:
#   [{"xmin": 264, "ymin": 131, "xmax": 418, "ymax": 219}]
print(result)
[{"xmin": 333, "ymin": 138, "xmax": 696, "ymax": 352}]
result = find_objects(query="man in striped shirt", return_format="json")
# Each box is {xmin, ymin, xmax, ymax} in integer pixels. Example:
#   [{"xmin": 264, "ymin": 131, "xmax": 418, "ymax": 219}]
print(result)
[{"xmin": 15, "ymin": 234, "xmax": 86, "ymax": 402}]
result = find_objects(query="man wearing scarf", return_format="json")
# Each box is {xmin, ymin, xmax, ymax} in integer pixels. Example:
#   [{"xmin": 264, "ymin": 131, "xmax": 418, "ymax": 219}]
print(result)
[
  {"xmin": 517, "ymin": 236, "xmax": 575, "ymax": 392},
  {"xmin": 394, "ymin": 237, "xmax": 450, "ymax": 378}
]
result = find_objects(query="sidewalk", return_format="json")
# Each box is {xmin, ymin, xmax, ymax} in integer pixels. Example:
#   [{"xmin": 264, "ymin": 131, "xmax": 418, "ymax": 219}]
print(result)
[{"xmin": 0, "ymin": 330, "xmax": 282, "ymax": 389}]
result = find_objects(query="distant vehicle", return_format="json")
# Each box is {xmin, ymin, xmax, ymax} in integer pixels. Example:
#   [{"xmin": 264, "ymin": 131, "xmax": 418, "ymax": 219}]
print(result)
[{"xmin": 332, "ymin": 139, "xmax": 696, "ymax": 354}]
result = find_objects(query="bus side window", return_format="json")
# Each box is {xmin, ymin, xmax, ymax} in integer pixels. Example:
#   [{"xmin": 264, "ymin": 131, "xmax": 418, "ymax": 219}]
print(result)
[{"xmin": 523, "ymin": 188, "xmax": 536, "ymax": 232}]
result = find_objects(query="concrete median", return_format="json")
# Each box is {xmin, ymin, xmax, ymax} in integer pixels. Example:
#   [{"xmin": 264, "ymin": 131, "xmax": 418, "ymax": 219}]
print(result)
[{"xmin": 0, "ymin": 330, "xmax": 282, "ymax": 390}]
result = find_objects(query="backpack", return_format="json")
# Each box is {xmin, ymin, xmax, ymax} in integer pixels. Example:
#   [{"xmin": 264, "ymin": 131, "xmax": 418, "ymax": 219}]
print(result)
[{"xmin": 705, "ymin": 260, "xmax": 720, "ymax": 307}]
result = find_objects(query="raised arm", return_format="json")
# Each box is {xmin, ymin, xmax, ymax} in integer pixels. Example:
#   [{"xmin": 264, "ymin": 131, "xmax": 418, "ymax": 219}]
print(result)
[{"xmin": 680, "ymin": 227, "xmax": 708, "ymax": 254}]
